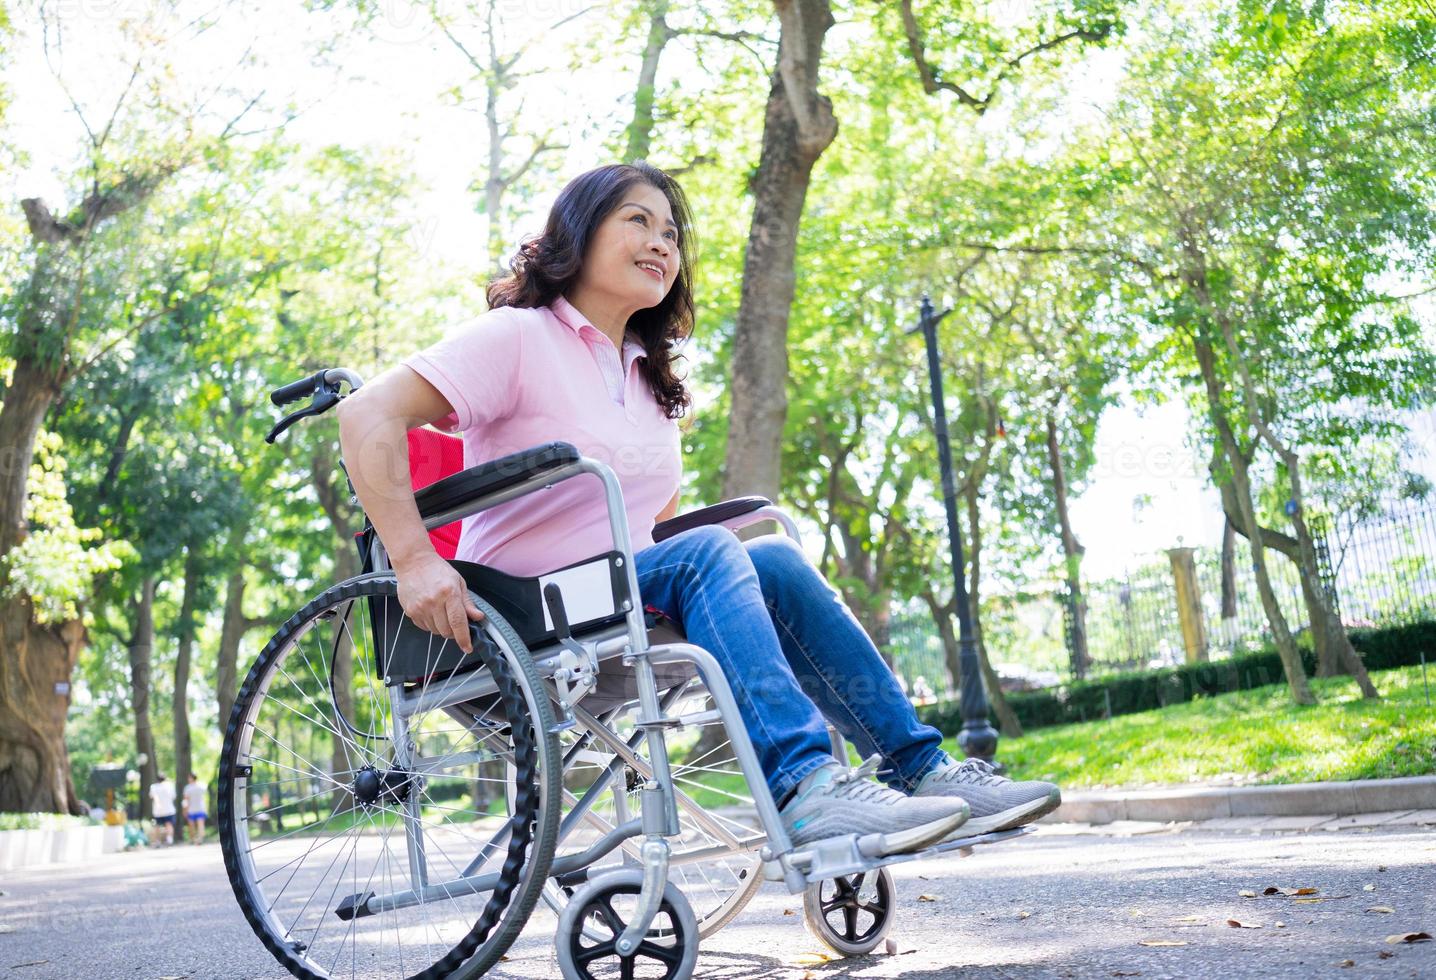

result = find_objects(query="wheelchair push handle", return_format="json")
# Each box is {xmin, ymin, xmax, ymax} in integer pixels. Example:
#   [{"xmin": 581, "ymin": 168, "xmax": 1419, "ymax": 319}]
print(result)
[{"xmin": 266, "ymin": 367, "xmax": 366, "ymax": 443}]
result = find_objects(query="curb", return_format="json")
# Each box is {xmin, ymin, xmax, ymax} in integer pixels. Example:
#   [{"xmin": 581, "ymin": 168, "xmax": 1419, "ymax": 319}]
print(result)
[{"xmin": 1041, "ymin": 775, "xmax": 1436, "ymax": 825}]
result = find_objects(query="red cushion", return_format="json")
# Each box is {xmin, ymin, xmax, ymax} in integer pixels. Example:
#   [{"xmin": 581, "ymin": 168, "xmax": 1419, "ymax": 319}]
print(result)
[{"xmin": 407, "ymin": 428, "xmax": 465, "ymax": 560}]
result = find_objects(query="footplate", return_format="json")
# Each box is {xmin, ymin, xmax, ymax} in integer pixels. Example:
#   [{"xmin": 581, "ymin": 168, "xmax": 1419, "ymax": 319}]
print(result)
[{"xmin": 762, "ymin": 825, "xmax": 1036, "ymax": 890}]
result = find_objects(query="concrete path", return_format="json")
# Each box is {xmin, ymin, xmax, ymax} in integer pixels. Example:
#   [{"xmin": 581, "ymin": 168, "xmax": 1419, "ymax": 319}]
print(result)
[{"xmin": 1, "ymin": 820, "xmax": 1432, "ymax": 978}]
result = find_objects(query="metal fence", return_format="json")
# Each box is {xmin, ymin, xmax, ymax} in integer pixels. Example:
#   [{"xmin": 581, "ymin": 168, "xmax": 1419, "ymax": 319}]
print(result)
[{"xmin": 887, "ymin": 495, "xmax": 1436, "ymax": 690}]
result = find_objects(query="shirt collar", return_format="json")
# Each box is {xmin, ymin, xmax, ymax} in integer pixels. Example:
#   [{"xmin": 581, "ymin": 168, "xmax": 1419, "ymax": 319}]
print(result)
[{"xmin": 552, "ymin": 295, "xmax": 647, "ymax": 371}]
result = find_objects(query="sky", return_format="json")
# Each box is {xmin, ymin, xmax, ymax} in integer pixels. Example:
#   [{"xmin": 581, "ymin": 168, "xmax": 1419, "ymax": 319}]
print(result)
[{"xmin": 5, "ymin": 0, "xmax": 1431, "ymax": 582}]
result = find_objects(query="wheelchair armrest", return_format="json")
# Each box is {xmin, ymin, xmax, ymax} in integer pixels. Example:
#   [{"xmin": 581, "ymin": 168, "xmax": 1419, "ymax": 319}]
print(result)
[
  {"xmin": 652, "ymin": 496, "xmax": 773, "ymax": 543},
  {"xmin": 413, "ymin": 441, "xmax": 581, "ymax": 523}
]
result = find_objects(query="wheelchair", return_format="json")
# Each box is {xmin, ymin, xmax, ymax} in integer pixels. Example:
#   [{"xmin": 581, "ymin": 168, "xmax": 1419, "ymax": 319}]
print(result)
[{"xmin": 218, "ymin": 368, "xmax": 1031, "ymax": 980}]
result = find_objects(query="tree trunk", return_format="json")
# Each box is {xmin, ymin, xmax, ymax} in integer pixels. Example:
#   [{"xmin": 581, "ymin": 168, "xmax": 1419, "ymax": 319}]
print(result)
[
  {"xmin": 173, "ymin": 551, "xmax": 200, "ymax": 789},
  {"xmin": 0, "ymin": 350, "xmax": 86, "ymax": 814},
  {"xmin": 0, "ymin": 364, "xmax": 63, "ymax": 558},
  {"xmin": 922, "ymin": 591, "xmax": 961, "ymax": 696},
  {"xmin": 216, "ymin": 569, "xmax": 246, "ymax": 731},
  {"xmin": 964, "ymin": 484, "xmax": 1021, "ymax": 737},
  {"xmin": 128, "ymin": 577, "xmax": 159, "ymax": 818},
  {"xmin": 1045, "ymin": 413, "xmax": 1090, "ymax": 680},
  {"xmin": 721, "ymin": 0, "xmax": 838, "ymax": 502},
  {"xmin": 1192, "ymin": 336, "xmax": 1315, "ymax": 704},
  {"xmin": 0, "ymin": 596, "xmax": 86, "ymax": 814},
  {"xmin": 1220, "ymin": 515, "xmax": 1237, "ymax": 622},
  {"xmin": 624, "ymin": 0, "xmax": 671, "ymax": 163},
  {"xmin": 1283, "ymin": 473, "xmax": 1377, "ymax": 696}
]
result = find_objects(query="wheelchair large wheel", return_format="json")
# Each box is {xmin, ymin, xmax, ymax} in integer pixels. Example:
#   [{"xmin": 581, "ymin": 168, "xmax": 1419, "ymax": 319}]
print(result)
[
  {"xmin": 219, "ymin": 575, "xmax": 560, "ymax": 979},
  {"xmin": 536, "ymin": 676, "xmax": 764, "ymax": 940}
]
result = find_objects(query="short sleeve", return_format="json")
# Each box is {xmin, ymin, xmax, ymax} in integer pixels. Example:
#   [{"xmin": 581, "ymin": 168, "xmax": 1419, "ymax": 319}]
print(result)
[{"xmin": 403, "ymin": 308, "xmax": 527, "ymax": 432}]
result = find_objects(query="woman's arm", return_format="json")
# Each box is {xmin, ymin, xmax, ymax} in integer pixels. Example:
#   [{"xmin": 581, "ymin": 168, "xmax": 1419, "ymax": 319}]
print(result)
[{"xmin": 337, "ymin": 365, "xmax": 485, "ymax": 652}]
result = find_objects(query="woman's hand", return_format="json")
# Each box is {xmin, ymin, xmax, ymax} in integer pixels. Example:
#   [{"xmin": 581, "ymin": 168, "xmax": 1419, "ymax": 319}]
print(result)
[{"xmin": 393, "ymin": 552, "xmax": 486, "ymax": 653}]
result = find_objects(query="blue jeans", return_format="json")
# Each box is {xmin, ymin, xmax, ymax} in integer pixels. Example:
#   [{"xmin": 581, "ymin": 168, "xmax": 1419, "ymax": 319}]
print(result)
[{"xmin": 633, "ymin": 525, "xmax": 947, "ymax": 802}]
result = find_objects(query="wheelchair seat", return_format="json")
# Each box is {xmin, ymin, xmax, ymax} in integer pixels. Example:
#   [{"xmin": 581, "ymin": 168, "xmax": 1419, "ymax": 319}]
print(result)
[{"xmin": 362, "ymin": 427, "xmax": 698, "ymax": 706}]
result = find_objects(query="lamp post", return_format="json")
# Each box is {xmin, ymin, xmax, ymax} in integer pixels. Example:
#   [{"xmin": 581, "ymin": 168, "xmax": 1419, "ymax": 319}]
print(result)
[{"xmin": 909, "ymin": 295, "xmax": 999, "ymax": 761}]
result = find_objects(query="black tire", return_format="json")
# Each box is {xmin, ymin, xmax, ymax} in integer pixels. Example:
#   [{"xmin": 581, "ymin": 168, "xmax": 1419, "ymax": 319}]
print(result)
[{"xmin": 218, "ymin": 575, "xmax": 560, "ymax": 979}]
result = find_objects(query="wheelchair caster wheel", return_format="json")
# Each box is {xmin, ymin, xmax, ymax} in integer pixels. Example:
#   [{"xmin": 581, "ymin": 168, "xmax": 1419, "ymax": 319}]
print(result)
[
  {"xmin": 556, "ymin": 868, "xmax": 699, "ymax": 980},
  {"xmin": 803, "ymin": 865, "xmax": 896, "ymax": 956}
]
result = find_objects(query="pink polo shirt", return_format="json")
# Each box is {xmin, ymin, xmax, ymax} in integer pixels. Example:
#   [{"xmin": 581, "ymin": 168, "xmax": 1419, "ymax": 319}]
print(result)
[{"xmin": 403, "ymin": 296, "xmax": 682, "ymax": 578}]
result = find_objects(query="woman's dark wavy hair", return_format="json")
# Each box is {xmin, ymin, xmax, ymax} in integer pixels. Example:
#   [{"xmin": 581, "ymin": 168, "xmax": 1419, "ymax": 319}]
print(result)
[{"xmin": 486, "ymin": 162, "xmax": 695, "ymax": 419}]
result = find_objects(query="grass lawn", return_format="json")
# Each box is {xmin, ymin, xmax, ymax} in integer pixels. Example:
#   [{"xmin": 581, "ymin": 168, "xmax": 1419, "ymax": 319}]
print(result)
[{"xmin": 943, "ymin": 663, "xmax": 1436, "ymax": 791}]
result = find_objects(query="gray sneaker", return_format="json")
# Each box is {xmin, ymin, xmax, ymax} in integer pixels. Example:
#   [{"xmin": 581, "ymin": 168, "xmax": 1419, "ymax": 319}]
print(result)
[
  {"xmin": 913, "ymin": 757, "xmax": 1061, "ymax": 836},
  {"xmin": 780, "ymin": 755, "xmax": 970, "ymax": 856}
]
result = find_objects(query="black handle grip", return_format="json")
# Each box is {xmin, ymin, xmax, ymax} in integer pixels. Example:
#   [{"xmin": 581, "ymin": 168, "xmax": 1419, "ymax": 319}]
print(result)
[{"xmin": 271, "ymin": 370, "xmax": 327, "ymax": 407}]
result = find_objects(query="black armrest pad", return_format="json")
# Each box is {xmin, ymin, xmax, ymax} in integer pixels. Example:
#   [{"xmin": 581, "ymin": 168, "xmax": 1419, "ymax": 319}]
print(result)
[
  {"xmin": 652, "ymin": 496, "xmax": 772, "ymax": 543},
  {"xmin": 414, "ymin": 441, "xmax": 581, "ymax": 521}
]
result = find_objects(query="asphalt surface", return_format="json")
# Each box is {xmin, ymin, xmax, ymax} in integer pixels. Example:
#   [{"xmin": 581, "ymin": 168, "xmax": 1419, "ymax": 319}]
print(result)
[{"xmin": 2, "ymin": 825, "xmax": 1433, "ymax": 979}]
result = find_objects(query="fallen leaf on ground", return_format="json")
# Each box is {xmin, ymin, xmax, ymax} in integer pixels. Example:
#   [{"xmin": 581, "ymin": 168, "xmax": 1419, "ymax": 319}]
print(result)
[
  {"xmin": 1275, "ymin": 921, "xmax": 1286, "ymax": 928},
  {"xmin": 1337, "ymin": 960, "xmax": 1355, "ymax": 968},
  {"xmin": 1226, "ymin": 919, "xmax": 1262, "ymax": 929},
  {"xmin": 1138, "ymin": 939, "xmax": 1188, "ymax": 947},
  {"xmin": 1385, "ymin": 932, "xmax": 1432, "ymax": 944},
  {"xmin": 1378, "ymin": 951, "xmax": 1394, "ymax": 959},
  {"xmin": 1265, "ymin": 886, "xmax": 1318, "ymax": 896},
  {"xmin": 782, "ymin": 908, "xmax": 795, "ymax": 916},
  {"xmin": 1363, "ymin": 884, "xmax": 1376, "ymax": 891},
  {"xmin": 1016, "ymin": 910, "xmax": 1031, "ymax": 919},
  {"xmin": 1367, "ymin": 906, "xmax": 1396, "ymax": 914},
  {"xmin": 1239, "ymin": 889, "xmax": 1257, "ymax": 898},
  {"xmin": 793, "ymin": 952, "xmax": 836, "ymax": 965},
  {"xmin": 917, "ymin": 893, "xmax": 940, "ymax": 902}
]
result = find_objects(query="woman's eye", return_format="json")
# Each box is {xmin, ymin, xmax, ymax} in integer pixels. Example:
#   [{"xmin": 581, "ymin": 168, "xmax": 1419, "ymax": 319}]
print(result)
[{"xmin": 630, "ymin": 213, "xmax": 646, "ymax": 224}]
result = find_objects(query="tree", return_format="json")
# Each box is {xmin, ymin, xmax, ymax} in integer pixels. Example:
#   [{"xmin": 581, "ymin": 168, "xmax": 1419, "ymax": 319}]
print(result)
[{"xmin": 1092, "ymin": 0, "xmax": 1436, "ymax": 700}]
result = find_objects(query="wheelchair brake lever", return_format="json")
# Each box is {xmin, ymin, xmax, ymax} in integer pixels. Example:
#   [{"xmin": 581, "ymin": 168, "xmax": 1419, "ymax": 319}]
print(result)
[
  {"xmin": 543, "ymin": 584, "xmax": 597, "ymax": 733},
  {"xmin": 265, "ymin": 389, "xmax": 341, "ymax": 444}
]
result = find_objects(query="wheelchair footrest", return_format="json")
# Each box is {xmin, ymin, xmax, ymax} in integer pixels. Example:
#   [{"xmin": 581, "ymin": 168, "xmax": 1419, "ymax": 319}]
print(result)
[{"xmin": 765, "ymin": 825, "xmax": 1036, "ymax": 889}]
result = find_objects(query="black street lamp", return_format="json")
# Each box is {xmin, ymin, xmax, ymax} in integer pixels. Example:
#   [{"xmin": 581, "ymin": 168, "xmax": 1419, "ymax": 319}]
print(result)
[{"xmin": 909, "ymin": 295, "xmax": 999, "ymax": 762}]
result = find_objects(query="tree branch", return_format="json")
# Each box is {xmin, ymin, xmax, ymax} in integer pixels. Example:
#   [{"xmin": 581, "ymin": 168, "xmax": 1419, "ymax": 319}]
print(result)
[{"xmin": 899, "ymin": 0, "xmax": 1113, "ymax": 115}]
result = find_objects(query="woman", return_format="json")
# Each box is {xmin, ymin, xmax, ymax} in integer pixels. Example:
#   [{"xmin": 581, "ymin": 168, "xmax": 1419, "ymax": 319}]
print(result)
[{"xmin": 337, "ymin": 162, "xmax": 1058, "ymax": 856}]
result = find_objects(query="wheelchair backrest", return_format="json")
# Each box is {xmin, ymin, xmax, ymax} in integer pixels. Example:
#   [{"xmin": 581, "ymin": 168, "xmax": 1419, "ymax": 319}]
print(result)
[{"xmin": 407, "ymin": 427, "xmax": 464, "ymax": 559}]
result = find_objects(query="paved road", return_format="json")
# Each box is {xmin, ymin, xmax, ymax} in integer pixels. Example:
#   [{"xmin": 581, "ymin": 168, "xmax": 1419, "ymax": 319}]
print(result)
[{"xmin": 2, "ymin": 826, "xmax": 1433, "ymax": 979}]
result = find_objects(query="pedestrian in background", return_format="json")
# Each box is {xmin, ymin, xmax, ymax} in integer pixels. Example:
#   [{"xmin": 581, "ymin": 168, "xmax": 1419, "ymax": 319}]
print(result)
[
  {"xmin": 148, "ymin": 773, "xmax": 176, "ymax": 846},
  {"xmin": 182, "ymin": 773, "xmax": 208, "ymax": 845}
]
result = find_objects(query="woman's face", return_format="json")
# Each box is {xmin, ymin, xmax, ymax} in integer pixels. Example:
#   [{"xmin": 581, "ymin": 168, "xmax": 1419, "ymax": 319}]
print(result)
[{"xmin": 575, "ymin": 182, "xmax": 680, "ymax": 315}]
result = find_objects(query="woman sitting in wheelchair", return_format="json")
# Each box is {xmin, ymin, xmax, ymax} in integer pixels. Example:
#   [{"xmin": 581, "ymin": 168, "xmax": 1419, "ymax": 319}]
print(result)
[{"xmin": 337, "ymin": 161, "xmax": 1059, "ymax": 859}]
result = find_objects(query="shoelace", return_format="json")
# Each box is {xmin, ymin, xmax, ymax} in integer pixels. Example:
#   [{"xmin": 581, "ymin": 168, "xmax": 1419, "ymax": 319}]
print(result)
[
  {"xmin": 825, "ymin": 754, "xmax": 897, "ymax": 804},
  {"xmin": 936, "ymin": 757, "xmax": 1007, "ymax": 787}
]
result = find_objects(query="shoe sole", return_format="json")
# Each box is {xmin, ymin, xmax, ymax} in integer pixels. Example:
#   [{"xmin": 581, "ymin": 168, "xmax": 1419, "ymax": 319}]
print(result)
[
  {"xmin": 875, "ymin": 802, "xmax": 971, "ymax": 856},
  {"xmin": 942, "ymin": 788, "xmax": 1062, "ymax": 840}
]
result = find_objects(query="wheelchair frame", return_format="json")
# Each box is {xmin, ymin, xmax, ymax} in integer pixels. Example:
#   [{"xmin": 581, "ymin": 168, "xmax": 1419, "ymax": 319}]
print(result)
[
  {"xmin": 374, "ymin": 436, "xmax": 1027, "ymax": 936},
  {"xmin": 229, "ymin": 367, "xmax": 1030, "ymax": 980}
]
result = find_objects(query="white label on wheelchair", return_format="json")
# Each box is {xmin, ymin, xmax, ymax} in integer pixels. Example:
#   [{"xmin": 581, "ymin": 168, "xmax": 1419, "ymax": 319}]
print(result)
[{"xmin": 538, "ymin": 556, "xmax": 618, "ymax": 632}]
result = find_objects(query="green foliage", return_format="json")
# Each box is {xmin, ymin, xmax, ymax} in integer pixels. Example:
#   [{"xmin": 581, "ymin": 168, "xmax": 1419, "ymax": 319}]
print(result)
[{"xmin": 0, "ymin": 430, "xmax": 128, "ymax": 623}]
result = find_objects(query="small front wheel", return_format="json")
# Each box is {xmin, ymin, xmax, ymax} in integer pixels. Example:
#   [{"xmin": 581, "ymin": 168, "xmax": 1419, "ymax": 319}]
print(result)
[
  {"xmin": 803, "ymin": 865, "xmax": 896, "ymax": 956},
  {"xmin": 556, "ymin": 868, "xmax": 699, "ymax": 980}
]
